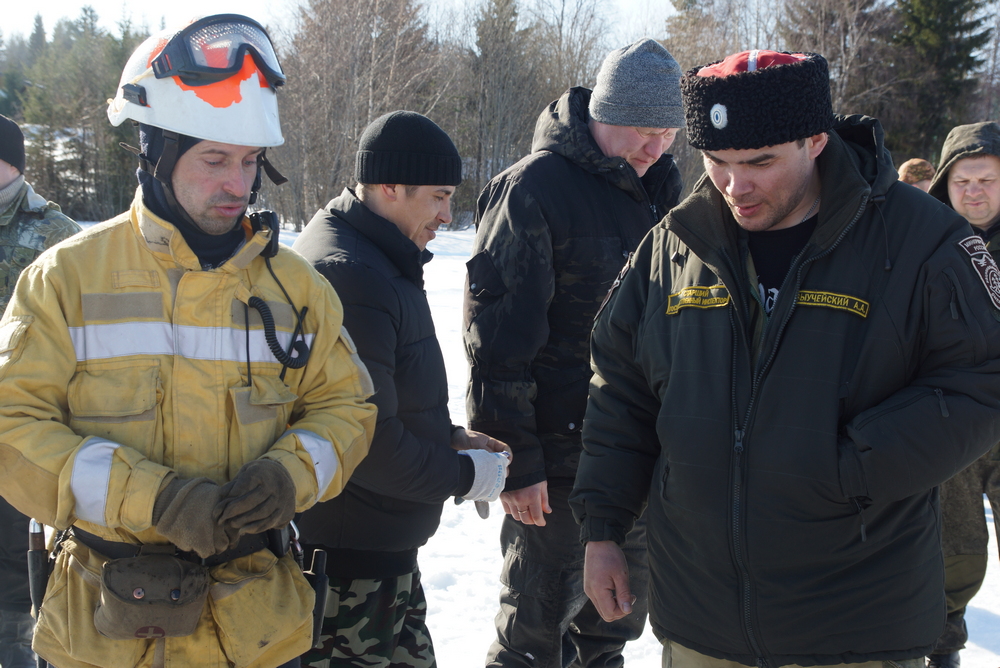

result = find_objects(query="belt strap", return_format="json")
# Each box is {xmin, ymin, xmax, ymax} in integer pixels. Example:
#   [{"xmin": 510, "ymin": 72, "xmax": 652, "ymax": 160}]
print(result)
[{"xmin": 71, "ymin": 527, "xmax": 271, "ymax": 567}]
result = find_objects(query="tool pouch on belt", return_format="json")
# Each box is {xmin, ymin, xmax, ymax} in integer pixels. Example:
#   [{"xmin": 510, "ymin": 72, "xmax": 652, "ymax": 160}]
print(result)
[{"xmin": 94, "ymin": 552, "xmax": 209, "ymax": 640}]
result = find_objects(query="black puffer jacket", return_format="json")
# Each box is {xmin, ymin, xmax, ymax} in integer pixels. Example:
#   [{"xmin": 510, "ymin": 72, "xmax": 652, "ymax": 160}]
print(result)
[
  {"xmin": 572, "ymin": 116, "xmax": 1000, "ymax": 666},
  {"xmin": 292, "ymin": 189, "xmax": 471, "ymax": 578},
  {"xmin": 464, "ymin": 87, "xmax": 682, "ymax": 490}
]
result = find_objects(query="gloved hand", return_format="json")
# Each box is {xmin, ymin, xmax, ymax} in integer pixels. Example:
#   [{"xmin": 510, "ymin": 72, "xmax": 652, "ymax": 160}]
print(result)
[
  {"xmin": 215, "ymin": 459, "xmax": 297, "ymax": 536},
  {"xmin": 457, "ymin": 449, "xmax": 510, "ymax": 502},
  {"xmin": 152, "ymin": 477, "xmax": 233, "ymax": 558}
]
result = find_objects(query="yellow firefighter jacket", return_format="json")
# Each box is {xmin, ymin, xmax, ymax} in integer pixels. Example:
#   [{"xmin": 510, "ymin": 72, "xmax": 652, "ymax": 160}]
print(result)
[{"xmin": 0, "ymin": 191, "xmax": 376, "ymax": 668}]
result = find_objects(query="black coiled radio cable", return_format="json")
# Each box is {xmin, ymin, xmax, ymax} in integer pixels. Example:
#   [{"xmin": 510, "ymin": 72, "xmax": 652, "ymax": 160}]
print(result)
[{"xmin": 248, "ymin": 295, "xmax": 310, "ymax": 370}]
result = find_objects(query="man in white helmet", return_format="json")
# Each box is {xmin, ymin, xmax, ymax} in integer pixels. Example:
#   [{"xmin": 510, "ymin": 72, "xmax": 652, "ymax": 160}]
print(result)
[{"xmin": 0, "ymin": 14, "xmax": 376, "ymax": 668}]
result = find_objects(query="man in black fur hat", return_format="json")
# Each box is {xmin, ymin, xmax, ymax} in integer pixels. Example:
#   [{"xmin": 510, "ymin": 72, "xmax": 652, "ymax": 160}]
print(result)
[{"xmin": 571, "ymin": 50, "xmax": 1000, "ymax": 668}]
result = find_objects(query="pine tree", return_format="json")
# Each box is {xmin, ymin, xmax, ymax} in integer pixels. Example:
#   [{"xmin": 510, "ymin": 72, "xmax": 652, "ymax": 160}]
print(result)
[
  {"xmin": 22, "ymin": 11, "xmax": 147, "ymax": 220},
  {"xmin": 28, "ymin": 15, "xmax": 46, "ymax": 68},
  {"xmin": 892, "ymin": 0, "xmax": 992, "ymax": 157}
]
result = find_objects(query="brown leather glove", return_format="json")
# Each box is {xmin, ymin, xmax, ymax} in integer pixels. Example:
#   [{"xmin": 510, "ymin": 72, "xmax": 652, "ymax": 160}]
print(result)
[
  {"xmin": 152, "ymin": 477, "xmax": 234, "ymax": 558},
  {"xmin": 216, "ymin": 459, "xmax": 296, "ymax": 536}
]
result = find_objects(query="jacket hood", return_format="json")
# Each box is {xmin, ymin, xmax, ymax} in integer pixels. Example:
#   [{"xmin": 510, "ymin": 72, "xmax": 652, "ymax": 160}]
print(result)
[
  {"xmin": 928, "ymin": 121, "xmax": 1000, "ymax": 205},
  {"xmin": 531, "ymin": 86, "xmax": 675, "ymax": 203},
  {"xmin": 830, "ymin": 114, "xmax": 897, "ymax": 198}
]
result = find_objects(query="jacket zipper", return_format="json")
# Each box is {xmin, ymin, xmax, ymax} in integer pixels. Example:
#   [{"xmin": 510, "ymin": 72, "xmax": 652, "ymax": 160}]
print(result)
[
  {"xmin": 724, "ymin": 194, "xmax": 871, "ymax": 667},
  {"xmin": 726, "ymin": 276, "xmax": 768, "ymax": 667}
]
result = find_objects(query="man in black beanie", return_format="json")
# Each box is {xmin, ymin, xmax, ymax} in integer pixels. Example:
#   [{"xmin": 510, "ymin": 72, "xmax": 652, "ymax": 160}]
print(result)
[
  {"xmin": 292, "ymin": 110, "xmax": 511, "ymax": 668},
  {"xmin": 0, "ymin": 113, "xmax": 79, "ymax": 668},
  {"xmin": 571, "ymin": 50, "xmax": 1000, "ymax": 667}
]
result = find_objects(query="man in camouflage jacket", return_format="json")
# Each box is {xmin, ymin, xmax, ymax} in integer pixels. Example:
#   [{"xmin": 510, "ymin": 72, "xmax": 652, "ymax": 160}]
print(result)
[
  {"xmin": 0, "ymin": 114, "xmax": 79, "ymax": 668},
  {"xmin": 463, "ymin": 40, "xmax": 683, "ymax": 668},
  {"xmin": 925, "ymin": 120, "xmax": 1000, "ymax": 668}
]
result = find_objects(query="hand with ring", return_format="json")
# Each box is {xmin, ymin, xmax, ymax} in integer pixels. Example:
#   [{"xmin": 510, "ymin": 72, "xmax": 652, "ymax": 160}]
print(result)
[{"xmin": 499, "ymin": 480, "xmax": 552, "ymax": 526}]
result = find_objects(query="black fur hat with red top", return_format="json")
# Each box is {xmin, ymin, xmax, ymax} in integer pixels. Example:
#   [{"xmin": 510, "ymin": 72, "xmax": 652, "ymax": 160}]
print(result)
[{"xmin": 680, "ymin": 50, "xmax": 833, "ymax": 151}]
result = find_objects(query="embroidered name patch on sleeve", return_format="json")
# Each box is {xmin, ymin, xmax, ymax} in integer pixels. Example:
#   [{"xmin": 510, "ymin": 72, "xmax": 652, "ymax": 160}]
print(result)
[
  {"xmin": 796, "ymin": 290, "xmax": 869, "ymax": 317},
  {"xmin": 958, "ymin": 236, "xmax": 1000, "ymax": 310},
  {"xmin": 666, "ymin": 285, "xmax": 730, "ymax": 315}
]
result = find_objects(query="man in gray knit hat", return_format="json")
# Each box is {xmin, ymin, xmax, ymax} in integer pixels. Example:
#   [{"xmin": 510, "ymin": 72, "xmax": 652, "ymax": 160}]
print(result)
[{"xmin": 464, "ymin": 39, "xmax": 685, "ymax": 668}]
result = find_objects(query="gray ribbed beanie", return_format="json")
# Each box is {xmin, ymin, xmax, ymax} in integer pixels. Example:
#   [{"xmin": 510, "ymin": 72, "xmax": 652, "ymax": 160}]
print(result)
[{"xmin": 589, "ymin": 39, "xmax": 684, "ymax": 129}]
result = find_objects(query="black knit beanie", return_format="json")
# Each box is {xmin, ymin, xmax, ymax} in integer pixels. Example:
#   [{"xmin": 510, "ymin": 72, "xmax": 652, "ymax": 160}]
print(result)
[
  {"xmin": 355, "ymin": 111, "xmax": 462, "ymax": 186},
  {"xmin": 681, "ymin": 51, "xmax": 833, "ymax": 151},
  {"xmin": 0, "ymin": 114, "xmax": 26, "ymax": 174}
]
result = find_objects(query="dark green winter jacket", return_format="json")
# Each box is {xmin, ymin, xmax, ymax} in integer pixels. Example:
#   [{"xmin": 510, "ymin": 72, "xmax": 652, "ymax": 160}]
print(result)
[
  {"xmin": 464, "ymin": 87, "xmax": 682, "ymax": 490},
  {"xmin": 571, "ymin": 115, "xmax": 1000, "ymax": 666},
  {"xmin": 928, "ymin": 120, "xmax": 1000, "ymax": 207},
  {"xmin": 929, "ymin": 120, "xmax": 1000, "ymax": 462}
]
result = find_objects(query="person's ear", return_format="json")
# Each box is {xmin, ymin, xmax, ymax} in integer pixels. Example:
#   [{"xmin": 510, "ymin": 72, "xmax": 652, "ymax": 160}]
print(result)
[
  {"xmin": 806, "ymin": 132, "xmax": 828, "ymax": 159},
  {"xmin": 380, "ymin": 183, "xmax": 401, "ymax": 202}
]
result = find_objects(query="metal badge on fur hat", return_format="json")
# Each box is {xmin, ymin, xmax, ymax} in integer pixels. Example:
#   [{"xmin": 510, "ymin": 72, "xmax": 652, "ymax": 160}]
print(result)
[{"xmin": 681, "ymin": 50, "xmax": 833, "ymax": 150}]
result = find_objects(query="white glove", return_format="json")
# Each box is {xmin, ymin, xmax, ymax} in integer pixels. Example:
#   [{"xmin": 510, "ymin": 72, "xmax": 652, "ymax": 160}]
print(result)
[{"xmin": 458, "ymin": 449, "xmax": 510, "ymax": 502}]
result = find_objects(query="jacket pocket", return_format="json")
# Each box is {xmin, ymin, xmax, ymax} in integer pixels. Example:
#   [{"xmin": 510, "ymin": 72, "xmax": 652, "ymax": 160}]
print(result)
[
  {"xmin": 33, "ymin": 539, "xmax": 148, "ymax": 668},
  {"xmin": 942, "ymin": 267, "xmax": 988, "ymax": 362},
  {"xmin": 0, "ymin": 315, "xmax": 33, "ymax": 371},
  {"xmin": 68, "ymin": 359, "xmax": 163, "ymax": 461},
  {"xmin": 209, "ymin": 551, "xmax": 313, "ymax": 667},
  {"xmin": 465, "ymin": 250, "xmax": 507, "ymax": 328},
  {"xmin": 228, "ymin": 374, "xmax": 297, "ymax": 472}
]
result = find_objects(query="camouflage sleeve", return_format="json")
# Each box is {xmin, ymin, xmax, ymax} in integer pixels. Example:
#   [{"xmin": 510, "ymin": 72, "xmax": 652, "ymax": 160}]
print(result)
[
  {"xmin": 39, "ymin": 208, "xmax": 83, "ymax": 249},
  {"xmin": 463, "ymin": 176, "xmax": 554, "ymax": 490},
  {"xmin": 0, "ymin": 204, "xmax": 80, "ymax": 314}
]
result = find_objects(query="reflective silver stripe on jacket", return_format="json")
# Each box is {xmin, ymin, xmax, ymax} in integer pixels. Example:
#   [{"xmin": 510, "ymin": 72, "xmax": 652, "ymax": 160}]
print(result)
[
  {"xmin": 71, "ymin": 438, "xmax": 121, "ymax": 525},
  {"xmin": 68, "ymin": 322, "xmax": 315, "ymax": 363},
  {"xmin": 285, "ymin": 428, "xmax": 338, "ymax": 500}
]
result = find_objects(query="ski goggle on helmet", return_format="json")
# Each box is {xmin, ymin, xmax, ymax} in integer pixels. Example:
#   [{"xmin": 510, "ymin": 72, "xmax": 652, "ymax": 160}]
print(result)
[
  {"xmin": 150, "ymin": 15, "xmax": 285, "ymax": 89},
  {"xmin": 108, "ymin": 14, "xmax": 285, "ymax": 147}
]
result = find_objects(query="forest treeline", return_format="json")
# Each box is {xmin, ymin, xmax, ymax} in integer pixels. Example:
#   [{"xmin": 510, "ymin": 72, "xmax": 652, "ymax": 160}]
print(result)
[{"xmin": 1, "ymin": 0, "xmax": 998, "ymax": 226}]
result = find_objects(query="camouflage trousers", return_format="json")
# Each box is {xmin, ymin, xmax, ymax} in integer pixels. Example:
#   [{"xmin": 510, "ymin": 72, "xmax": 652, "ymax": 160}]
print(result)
[
  {"xmin": 661, "ymin": 640, "xmax": 925, "ymax": 668},
  {"xmin": 932, "ymin": 451, "xmax": 1000, "ymax": 655},
  {"xmin": 300, "ymin": 571, "xmax": 435, "ymax": 668}
]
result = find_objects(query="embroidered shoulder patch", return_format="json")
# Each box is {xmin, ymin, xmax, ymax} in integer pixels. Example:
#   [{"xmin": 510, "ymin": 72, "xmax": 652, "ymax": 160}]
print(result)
[
  {"xmin": 666, "ymin": 284, "xmax": 730, "ymax": 315},
  {"xmin": 796, "ymin": 290, "xmax": 869, "ymax": 318},
  {"xmin": 958, "ymin": 236, "xmax": 1000, "ymax": 310}
]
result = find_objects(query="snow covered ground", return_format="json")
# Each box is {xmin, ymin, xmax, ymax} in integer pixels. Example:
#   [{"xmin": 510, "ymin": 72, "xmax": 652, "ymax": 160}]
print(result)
[{"xmin": 416, "ymin": 229, "xmax": 1000, "ymax": 668}]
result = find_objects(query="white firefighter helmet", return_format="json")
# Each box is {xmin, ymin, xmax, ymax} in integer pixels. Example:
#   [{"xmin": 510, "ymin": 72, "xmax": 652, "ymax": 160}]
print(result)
[{"xmin": 107, "ymin": 14, "xmax": 284, "ymax": 147}]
